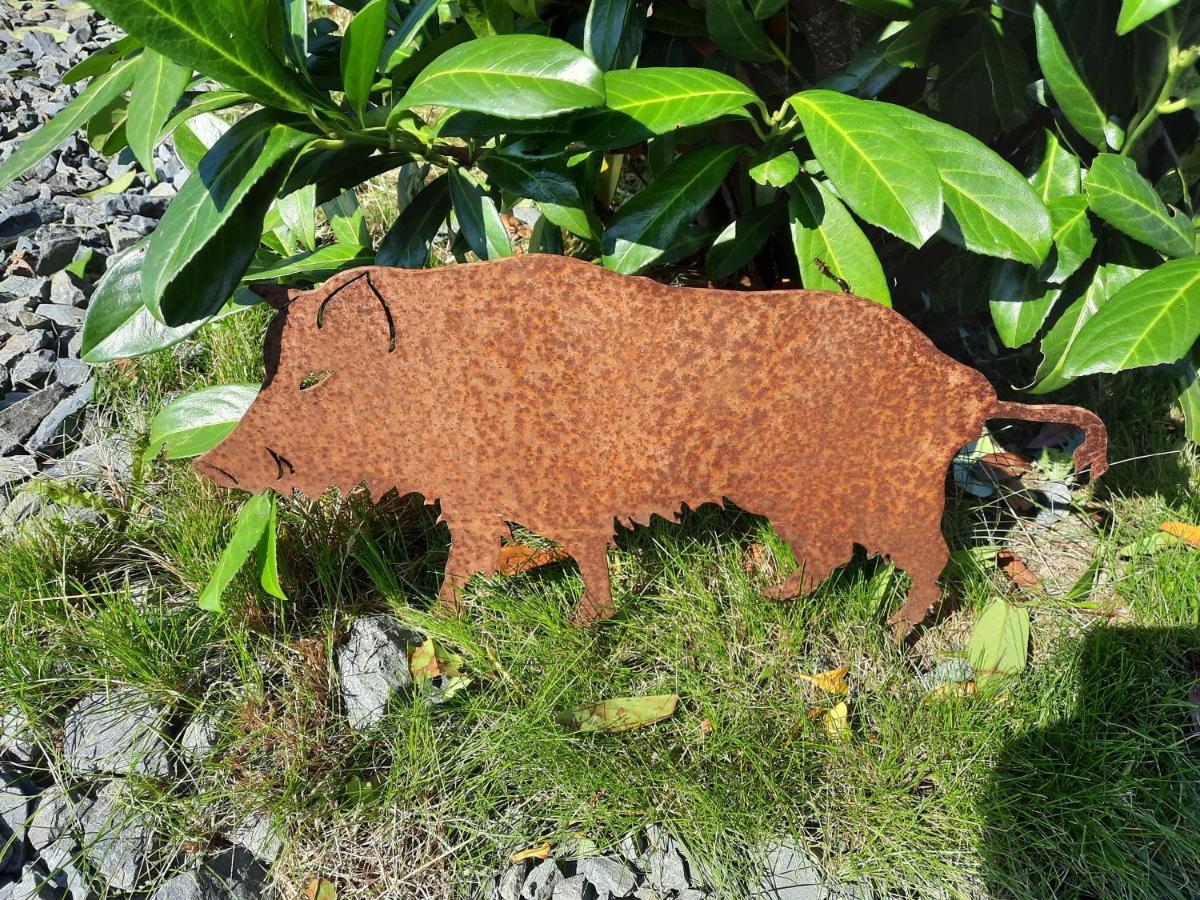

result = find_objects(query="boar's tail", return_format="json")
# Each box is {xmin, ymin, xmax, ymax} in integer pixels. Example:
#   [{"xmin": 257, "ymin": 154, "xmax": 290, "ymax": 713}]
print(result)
[{"xmin": 991, "ymin": 401, "xmax": 1108, "ymax": 481}]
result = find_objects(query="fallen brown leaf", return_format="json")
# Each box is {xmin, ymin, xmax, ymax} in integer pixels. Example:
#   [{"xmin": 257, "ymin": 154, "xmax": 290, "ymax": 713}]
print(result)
[
  {"xmin": 979, "ymin": 451, "xmax": 1033, "ymax": 477},
  {"xmin": 997, "ymin": 550, "xmax": 1040, "ymax": 589}
]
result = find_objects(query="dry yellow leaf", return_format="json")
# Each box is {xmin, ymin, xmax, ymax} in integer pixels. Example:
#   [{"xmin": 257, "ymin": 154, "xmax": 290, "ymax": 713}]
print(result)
[
  {"xmin": 798, "ymin": 665, "xmax": 849, "ymax": 695},
  {"xmin": 510, "ymin": 842, "xmax": 552, "ymax": 863},
  {"xmin": 924, "ymin": 681, "xmax": 978, "ymax": 701},
  {"xmin": 823, "ymin": 702, "xmax": 850, "ymax": 740},
  {"xmin": 1160, "ymin": 521, "xmax": 1200, "ymax": 548},
  {"xmin": 304, "ymin": 878, "xmax": 336, "ymax": 900}
]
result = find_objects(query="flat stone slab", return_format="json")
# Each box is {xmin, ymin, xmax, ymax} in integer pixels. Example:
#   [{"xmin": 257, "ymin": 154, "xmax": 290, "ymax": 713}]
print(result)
[
  {"xmin": 62, "ymin": 688, "xmax": 171, "ymax": 777},
  {"xmin": 77, "ymin": 780, "xmax": 156, "ymax": 893},
  {"xmin": 335, "ymin": 616, "xmax": 420, "ymax": 730}
]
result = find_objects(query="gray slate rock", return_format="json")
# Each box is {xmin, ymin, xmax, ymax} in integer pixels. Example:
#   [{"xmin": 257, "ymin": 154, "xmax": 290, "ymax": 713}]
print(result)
[
  {"xmin": 577, "ymin": 856, "xmax": 636, "ymax": 898},
  {"xmin": 47, "ymin": 272, "xmax": 84, "ymax": 308},
  {"xmin": 336, "ymin": 616, "xmax": 420, "ymax": 730},
  {"xmin": 495, "ymin": 862, "xmax": 531, "ymax": 900},
  {"xmin": 0, "ymin": 768, "xmax": 33, "ymax": 842},
  {"xmin": 25, "ymin": 379, "xmax": 93, "ymax": 456},
  {"xmin": 641, "ymin": 828, "xmax": 690, "ymax": 894},
  {"xmin": 522, "ymin": 859, "xmax": 563, "ymax": 900},
  {"xmin": 3, "ymin": 864, "xmax": 65, "ymax": 899},
  {"xmin": 229, "ymin": 810, "xmax": 281, "ymax": 865},
  {"xmin": 0, "ymin": 332, "xmax": 52, "ymax": 368},
  {"xmin": 752, "ymin": 840, "xmax": 826, "ymax": 900},
  {"xmin": 178, "ymin": 713, "xmax": 220, "ymax": 763},
  {"xmin": 0, "ymin": 382, "xmax": 67, "ymax": 444},
  {"xmin": 148, "ymin": 869, "xmax": 233, "ymax": 900},
  {"xmin": 201, "ymin": 847, "xmax": 268, "ymax": 900},
  {"xmin": 77, "ymin": 780, "xmax": 156, "ymax": 893},
  {"xmin": 33, "ymin": 304, "xmax": 83, "ymax": 329},
  {"xmin": 30, "ymin": 227, "xmax": 78, "ymax": 275},
  {"xmin": 27, "ymin": 786, "xmax": 82, "ymax": 873},
  {"xmin": 62, "ymin": 687, "xmax": 171, "ymax": 777},
  {"xmin": 11, "ymin": 350, "xmax": 55, "ymax": 387},
  {"xmin": 0, "ymin": 707, "xmax": 37, "ymax": 763},
  {"xmin": 52, "ymin": 358, "xmax": 88, "ymax": 388},
  {"xmin": 551, "ymin": 876, "xmax": 593, "ymax": 900},
  {"xmin": 1, "ymin": 493, "xmax": 43, "ymax": 530},
  {"xmin": 0, "ymin": 457, "xmax": 37, "ymax": 492}
]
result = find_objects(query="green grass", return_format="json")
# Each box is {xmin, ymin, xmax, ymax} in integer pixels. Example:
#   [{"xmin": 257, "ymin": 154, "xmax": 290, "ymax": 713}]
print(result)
[{"xmin": 1, "ymin": 310, "xmax": 1198, "ymax": 899}]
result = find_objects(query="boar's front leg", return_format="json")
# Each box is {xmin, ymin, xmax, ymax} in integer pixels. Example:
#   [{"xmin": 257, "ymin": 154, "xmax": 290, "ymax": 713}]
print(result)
[
  {"xmin": 886, "ymin": 532, "xmax": 950, "ymax": 640},
  {"xmin": 433, "ymin": 522, "xmax": 502, "ymax": 617},
  {"xmin": 567, "ymin": 542, "xmax": 616, "ymax": 626}
]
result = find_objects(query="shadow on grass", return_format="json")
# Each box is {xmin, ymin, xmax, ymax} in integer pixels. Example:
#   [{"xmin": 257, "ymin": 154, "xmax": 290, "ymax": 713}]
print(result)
[{"xmin": 980, "ymin": 625, "xmax": 1200, "ymax": 899}]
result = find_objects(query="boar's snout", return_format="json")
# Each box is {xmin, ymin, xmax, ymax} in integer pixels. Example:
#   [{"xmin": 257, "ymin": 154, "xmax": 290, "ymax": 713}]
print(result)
[{"xmin": 193, "ymin": 453, "xmax": 241, "ymax": 489}]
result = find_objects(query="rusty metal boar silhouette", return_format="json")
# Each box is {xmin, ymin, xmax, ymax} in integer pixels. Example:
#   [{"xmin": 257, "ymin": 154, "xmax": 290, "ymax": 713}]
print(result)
[{"xmin": 195, "ymin": 255, "xmax": 1107, "ymax": 631}]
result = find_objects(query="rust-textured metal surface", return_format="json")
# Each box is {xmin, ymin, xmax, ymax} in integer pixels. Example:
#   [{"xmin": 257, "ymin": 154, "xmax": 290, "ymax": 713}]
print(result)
[{"xmin": 195, "ymin": 254, "xmax": 1108, "ymax": 630}]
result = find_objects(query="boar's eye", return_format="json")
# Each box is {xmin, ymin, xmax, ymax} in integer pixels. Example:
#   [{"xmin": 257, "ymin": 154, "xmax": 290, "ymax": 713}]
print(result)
[{"xmin": 300, "ymin": 370, "xmax": 331, "ymax": 391}]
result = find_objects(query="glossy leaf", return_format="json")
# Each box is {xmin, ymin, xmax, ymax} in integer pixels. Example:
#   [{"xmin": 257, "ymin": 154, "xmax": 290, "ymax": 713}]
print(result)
[
  {"xmin": 707, "ymin": 201, "xmax": 787, "ymax": 281},
  {"xmin": 885, "ymin": 105, "xmax": 1052, "ymax": 265},
  {"xmin": 788, "ymin": 178, "xmax": 890, "ymax": 306},
  {"xmin": 788, "ymin": 90, "xmax": 942, "ymax": 247},
  {"xmin": 0, "ymin": 57, "xmax": 136, "ymax": 192},
  {"xmin": 1042, "ymin": 195, "xmax": 1096, "ymax": 283},
  {"xmin": 980, "ymin": 15, "xmax": 1034, "ymax": 132},
  {"xmin": 282, "ymin": 0, "xmax": 308, "ymax": 71},
  {"xmin": 145, "ymin": 384, "xmax": 260, "ymax": 462},
  {"xmin": 602, "ymin": 144, "xmax": 742, "ymax": 274},
  {"xmin": 706, "ymin": 0, "xmax": 775, "ymax": 62},
  {"xmin": 1176, "ymin": 345, "xmax": 1200, "ymax": 442},
  {"xmin": 248, "ymin": 243, "xmax": 373, "ymax": 279},
  {"xmin": 322, "ymin": 190, "xmax": 371, "ymax": 247},
  {"xmin": 1058, "ymin": 256, "xmax": 1200, "ymax": 376},
  {"xmin": 557, "ymin": 694, "xmax": 678, "ymax": 732},
  {"xmin": 142, "ymin": 112, "xmax": 312, "ymax": 324},
  {"xmin": 749, "ymin": 149, "xmax": 800, "ymax": 188},
  {"xmin": 1084, "ymin": 153, "xmax": 1195, "ymax": 258},
  {"xmin": 1031, "ymin": 259, "xmax": 1144, "ymax": 393},
  {"xmin": 341, "ymin": 0, "xmax": 388, "ymax": 120},
  {"xmin": 199, "ymin": 492, "xmax": 273, "ymax": 612},
  {"xmin": 127, "ymin": 49, "xmax": 191, "ymax": 178},
  {"xmin": 62, "ymin": 34, "xmax": 140, "ymax": 84},
  {"xmin": 256, "ymin": 494, "xmax": 287, "ymax": 601},
  {"xmin": 449, "ymin": 166, "xmax": 513, "ymax": 259},
  {"xmin": 87, "ymin": 0, "xmax": 317, "ymax": 113},
  {"xmin": 585, "ymin": 0, "xmax": 645, "ymax": 71},
  {"xmin": 376, "ymin": 174, "xmax": 452, "ymax": 267},
  {"xmin": 1033, "ymin": 3, "xmax": 1121, "ymax": 150},
  {"xmin": 81, "ymin": 240, "xmax": 230, "ymax": 363},
  {"xmin": 383, "ymin": 0, "xmax": 442, "ymax": 70},
  {"xmin": 278, "ymin": 183, "xmax": 318, "ymax": 252},
  {"xmin": 400, "ymin": 35, "xmax": 606, "ymax": 119},
  {"xmin": 575, "ymin": 67, "xmax": 760, "ymax": 149},
  {"xmin": 989, "ymin": 261, "xmax": 1061, "ymax": 348},
  {"xmin": 529, "ymin": 213, "xmax": 564, "ymax": 254},
  {"xmin": 1116, "ymin": 0, "xmax": 1182, "ymax": 34},
  {"xmin": 968, "ymin": 599, "xmax": 1029, "ymax": 688},
  {"xmin": 1028, "ymin": 130, "xmax": 1081, "ymax": 202},
  {"xmin": 479, "ymin": 153, "xmax": 597, "ymax": 241}
]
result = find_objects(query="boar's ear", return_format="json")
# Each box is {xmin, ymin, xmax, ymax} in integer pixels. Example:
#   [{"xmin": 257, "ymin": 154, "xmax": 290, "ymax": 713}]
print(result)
[{"xmin": 248, "ymin": 283, "xmax": 294, "ymax": 310}]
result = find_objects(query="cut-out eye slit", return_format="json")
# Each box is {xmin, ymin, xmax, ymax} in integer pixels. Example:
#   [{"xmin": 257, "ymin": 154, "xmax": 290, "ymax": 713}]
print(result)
[
  {"xmin": 266, "ymin": 447, "xmax": 295, "ymax": 481},
  {"xmin": 300, "ymin": 370, "xmax": 331, "ymax": 391}
]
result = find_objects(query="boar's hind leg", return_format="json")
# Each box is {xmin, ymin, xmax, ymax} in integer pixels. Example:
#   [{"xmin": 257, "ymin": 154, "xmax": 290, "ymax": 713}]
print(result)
[
  {"xmin": 887, "ymin": 535, "xmax": 950, "ymax": 639},
  {"xmin": 434, "ymin": 524, "xmax": 501, "ymax": 617},
  {"xmin": 568, "ymin": 543, "xmax": 616, "ymax": 627},
  {"xmin": 763, "ymin": 525, "xmax": 848, "ymax": 600}
]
